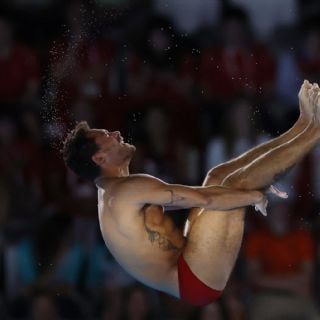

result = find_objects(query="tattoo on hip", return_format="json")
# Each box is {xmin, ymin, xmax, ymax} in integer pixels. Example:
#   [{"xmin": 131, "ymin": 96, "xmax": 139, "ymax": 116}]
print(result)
[{"xmin": 145, "ymin": 226, "xmax": 179, "ymax": 251}]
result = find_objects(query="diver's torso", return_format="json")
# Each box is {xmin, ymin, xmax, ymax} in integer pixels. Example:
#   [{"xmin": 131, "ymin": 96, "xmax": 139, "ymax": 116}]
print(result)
[{"xmin": 97, "ymin": 187, "xmax": 185, "ymax": 296}]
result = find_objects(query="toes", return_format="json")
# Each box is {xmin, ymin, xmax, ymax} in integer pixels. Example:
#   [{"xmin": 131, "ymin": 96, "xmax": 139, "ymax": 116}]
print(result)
[
  {"xmin": 316, "ymin": 91, "xmax": 320, "ymax": 108},
  {"xmin": 312, "ymin": 88, "xmax": 318, "ymax": 101},
  {"xmin": 304, "ymin": 79, "xmax": 312, "ymax": 89},
  {"xmin": 312, "ymin": 84, "xmax": 320, "ymax": 102},
  {"xmin": 299, "ymin": 80, "xmax": 312, "ymax": 99},
  {"xmin": 309, "ymin": 84, "xmax": 319, "ymax": 103},
  {"xmin": 308, "ymin": 86, "xmax": 315, "ymax": 101},
  {"xmin": 300, "ymin": 80, "xmax": 309, "ymax": 94}
]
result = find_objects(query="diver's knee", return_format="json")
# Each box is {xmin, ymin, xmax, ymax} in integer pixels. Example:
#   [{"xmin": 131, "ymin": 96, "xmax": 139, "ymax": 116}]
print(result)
[
  {"xmin": 205, "ymin": 165, "xmax": 230, "ymax": 186},
  {"xmin": 221, "ymin": 169, "xmax": 249, "ymax": 189},
  {"xmin": 204, "ymin": 173, "xmax": 223, "ymax": 186}
]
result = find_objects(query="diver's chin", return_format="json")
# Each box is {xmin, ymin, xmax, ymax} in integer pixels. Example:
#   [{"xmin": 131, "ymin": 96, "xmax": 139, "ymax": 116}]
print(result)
[
  {"xmin": 129, "ymin": 146, "xmax": 136, "ymax": 158},
  {"xmin": 125, "ymin": 142, "xmax": 136, "ymax": 151},
  {"xmin": 125, "ymin": 144, "xmax": 136, "ymax": 159}
]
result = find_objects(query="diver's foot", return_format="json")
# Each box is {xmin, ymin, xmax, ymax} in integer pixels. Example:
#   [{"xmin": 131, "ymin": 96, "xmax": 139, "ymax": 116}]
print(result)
[
  {"xmin": 309, "ymin": 83, "xmax": 320, "ymax": 126},
  {"xmin": 298, "ymin": 80, "xmax": 313, "ymax": 122}
]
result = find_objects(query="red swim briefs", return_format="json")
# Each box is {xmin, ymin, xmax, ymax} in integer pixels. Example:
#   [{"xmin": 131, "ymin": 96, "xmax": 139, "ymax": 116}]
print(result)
[{"xmin": 177, "ymin": 254, "xmax": 223, "ymax": 306}]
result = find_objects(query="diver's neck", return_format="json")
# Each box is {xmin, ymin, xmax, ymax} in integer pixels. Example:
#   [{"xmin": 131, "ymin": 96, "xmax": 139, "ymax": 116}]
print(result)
[
  {"xmin": 100, "ymin": 165, "xmax": 130, "ymax": 179},
  {"xmin": 95, "ymin": 166, "xmax": 130, "ymax": 188}
]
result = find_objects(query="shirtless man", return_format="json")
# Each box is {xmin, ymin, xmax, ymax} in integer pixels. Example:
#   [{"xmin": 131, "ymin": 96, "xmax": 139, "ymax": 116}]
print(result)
[{"xmin": 62, "ymin": 80, "xmax": 320, "ymax": 306}]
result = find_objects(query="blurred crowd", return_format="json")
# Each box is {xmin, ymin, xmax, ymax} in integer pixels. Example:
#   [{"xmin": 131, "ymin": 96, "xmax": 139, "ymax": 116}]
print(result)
[{"xmin": 1, "ymin": 0, "xmax": 320, "ymax": 319}]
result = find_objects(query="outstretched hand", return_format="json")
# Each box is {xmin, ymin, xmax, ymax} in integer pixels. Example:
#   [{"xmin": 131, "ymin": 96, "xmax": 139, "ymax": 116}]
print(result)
[
  {"xmin": 268, "ymin": 185, "xmax": 288, "ymax": 199},
  {"xmin": 254, "ymin": 196, "xmax": 268, "ymax": 216},
  {"xmin": 254, "ymin": 185, "xmax": 288, "ymax": 216}
]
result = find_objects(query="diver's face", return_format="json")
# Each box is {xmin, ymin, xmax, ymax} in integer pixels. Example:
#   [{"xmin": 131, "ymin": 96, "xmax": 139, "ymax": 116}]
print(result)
[{"xmin": 89, "ymin": 129, "xmax": 135, "ymax": 167}]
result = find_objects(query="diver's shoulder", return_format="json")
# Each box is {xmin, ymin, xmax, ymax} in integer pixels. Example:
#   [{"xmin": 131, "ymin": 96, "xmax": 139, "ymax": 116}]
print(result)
[
  {"xmin": 94, "ymin": 176, "xmax": 127, "ymax": 190},
  {"xmin": 96, "ymin": 174, "xmax": 164, "ymax": 193},
  {"xmin": 128, "ymin": 173, "xmax": 156, "ymax": 179},
  {"xmin": 124, "ymin": 173, "xmax": 166, "ymax": 185}
]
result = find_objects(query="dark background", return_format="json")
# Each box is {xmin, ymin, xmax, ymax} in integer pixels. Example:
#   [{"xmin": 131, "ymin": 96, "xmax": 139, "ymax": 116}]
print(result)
[{"xmin": 1, "ymin": 0, "xmax": 320, "ymax": 319}]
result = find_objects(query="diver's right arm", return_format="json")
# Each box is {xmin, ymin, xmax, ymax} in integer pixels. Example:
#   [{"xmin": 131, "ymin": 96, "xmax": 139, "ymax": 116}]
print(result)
[{"xmin": 116, "ymin": 174, "xmax": 265, "ymax": 211}]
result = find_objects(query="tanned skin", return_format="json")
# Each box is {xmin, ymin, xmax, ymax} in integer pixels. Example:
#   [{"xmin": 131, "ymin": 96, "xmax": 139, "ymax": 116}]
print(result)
[{"xmin": 81, "ymin": 80, "xmax": 319, "ymax": 298}]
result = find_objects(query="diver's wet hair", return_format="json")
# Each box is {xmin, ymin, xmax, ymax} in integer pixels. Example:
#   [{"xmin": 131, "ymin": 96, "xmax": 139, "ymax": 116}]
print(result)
[{"xmin": 62, "ymin": 121, "xmax": 100, "ymax": 181}]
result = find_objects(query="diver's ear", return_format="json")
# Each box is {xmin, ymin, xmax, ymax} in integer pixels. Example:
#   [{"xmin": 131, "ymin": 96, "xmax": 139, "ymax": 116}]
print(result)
[{"xmin": 92, "ymin": 153, "xmax": 105, "ymax": 166}]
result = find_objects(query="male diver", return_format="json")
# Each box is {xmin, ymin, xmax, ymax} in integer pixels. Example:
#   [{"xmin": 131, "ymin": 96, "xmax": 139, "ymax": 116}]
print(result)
[{"xmin": 62, "ymin": 80, "xmax": 319, "ymax": 305}]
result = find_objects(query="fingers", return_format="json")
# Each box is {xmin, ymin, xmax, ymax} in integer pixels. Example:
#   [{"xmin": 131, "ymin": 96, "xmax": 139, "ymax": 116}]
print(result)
[
  {"xmin": 268, "ymin": 185, "xmax": 288, "ymax": 199},
  {"xmin": 254, "ymin": 199, "xmax": 268, "ymax": 217},
  {"xmin": 254, "ymin": 198, "xmax": 268, "ymax": 216}
]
